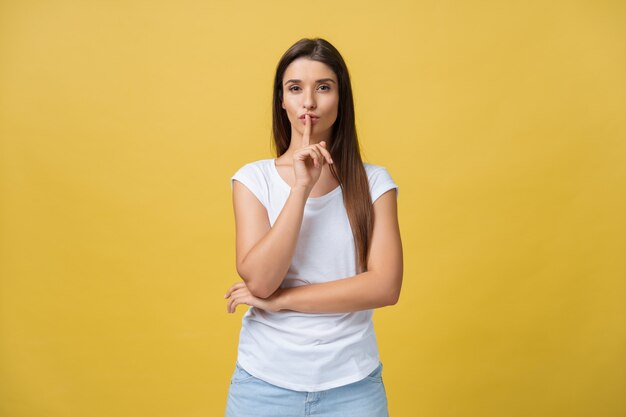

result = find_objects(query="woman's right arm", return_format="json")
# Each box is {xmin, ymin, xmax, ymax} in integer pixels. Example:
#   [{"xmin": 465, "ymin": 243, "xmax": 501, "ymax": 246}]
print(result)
[
  {"xmin": 232, "ymin": 181, "xmax": 310, "ymax": 299},
  {"xmin": 232, "ymin": 115, "xmax": 332, "ymax": 298}
]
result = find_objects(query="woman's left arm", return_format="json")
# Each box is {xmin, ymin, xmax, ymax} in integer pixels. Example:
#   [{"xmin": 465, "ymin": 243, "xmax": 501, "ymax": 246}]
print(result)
[{"xmin": 225, "ymin": 188, "xmax": 403, "ymax": 314}]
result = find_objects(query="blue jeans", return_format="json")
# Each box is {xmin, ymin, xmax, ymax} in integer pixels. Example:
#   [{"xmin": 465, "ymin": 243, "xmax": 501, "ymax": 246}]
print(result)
[{"xmin": 225, "ymin": 362, "xmax": 389, "ymax": 417}]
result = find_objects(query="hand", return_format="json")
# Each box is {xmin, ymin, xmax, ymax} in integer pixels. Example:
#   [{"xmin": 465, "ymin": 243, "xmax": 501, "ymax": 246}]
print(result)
[
  {"xmin": 224, "ymin": 282, "xmax": 283, "ymax": 314},
  {"xmin": 293, "ymin": 114, "xmax": 334, "ymax": 190}
]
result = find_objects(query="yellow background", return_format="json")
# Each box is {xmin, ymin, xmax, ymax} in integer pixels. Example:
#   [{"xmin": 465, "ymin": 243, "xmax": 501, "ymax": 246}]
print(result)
[{"xmin": 1, "ymin": 0, "xmax": 625, "ymax": 416}]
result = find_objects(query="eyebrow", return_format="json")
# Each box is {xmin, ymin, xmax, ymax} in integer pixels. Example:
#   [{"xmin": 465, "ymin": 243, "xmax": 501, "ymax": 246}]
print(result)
[{"xmin": 284, "ymin": 78, "xmax": 337, "ymax": 86}]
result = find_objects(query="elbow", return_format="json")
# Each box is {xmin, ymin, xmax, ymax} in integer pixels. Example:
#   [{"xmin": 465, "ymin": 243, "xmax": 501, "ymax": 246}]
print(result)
[
  {"xmin": 383, "ymin": 275, "xmax": 402, "ymax": 306},
  {"xmin": 385, "ymin": 289, "xmax": 401, "ymax": 306},
  {"xmin": 374, "ymin": 284, "xmax": 400, "ymax": 308},
  {"xmin": 388, "ymin": 294, "xmax": 400, "ymax": 306},
  {"xmin": 246, "ymin": 281, "xmax": 275, "ymax": 299},
  {"xmin": 369, "ymin": 266, "xmax": 402, "ymax": 307},
  {"xmin": 236, "ymin": 265, "xmax": 276, "ymax": 299}
]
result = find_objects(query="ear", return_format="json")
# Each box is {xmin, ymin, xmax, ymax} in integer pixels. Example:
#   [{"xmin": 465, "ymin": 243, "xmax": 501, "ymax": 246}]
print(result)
[{"xmin": 281, "ymin": 101, "xmax": 285, "ymax": 110}]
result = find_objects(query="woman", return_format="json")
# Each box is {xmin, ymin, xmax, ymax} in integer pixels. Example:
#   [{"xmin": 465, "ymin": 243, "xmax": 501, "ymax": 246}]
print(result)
[{"xmin": 224, "ymin": 37, "xmax": 403, "ymax": 417}]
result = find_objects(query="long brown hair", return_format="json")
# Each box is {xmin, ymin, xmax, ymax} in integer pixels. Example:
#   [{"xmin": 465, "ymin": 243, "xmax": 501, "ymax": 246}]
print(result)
[{"xmin": 271, "ymin": 38, "xmax": 373, "ymax": 273}]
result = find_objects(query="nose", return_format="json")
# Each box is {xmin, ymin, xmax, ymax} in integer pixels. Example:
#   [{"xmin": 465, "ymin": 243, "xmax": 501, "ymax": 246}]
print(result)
[{"xmin": 302, "ymin": 88, "xmax": 316, "ymax": 110}]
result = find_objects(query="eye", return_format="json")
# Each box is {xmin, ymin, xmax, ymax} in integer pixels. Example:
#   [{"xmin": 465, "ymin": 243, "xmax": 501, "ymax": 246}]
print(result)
[
  {"xmin": 288, "ymin": 85, "xmax": 301, "ymax": 92},
  {"xmin": 318, "ymin": 85, "xmax": 331, "ymax": 91}
]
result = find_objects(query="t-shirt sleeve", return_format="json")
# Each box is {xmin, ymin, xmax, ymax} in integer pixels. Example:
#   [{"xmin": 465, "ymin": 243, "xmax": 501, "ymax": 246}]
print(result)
[
  {"xmin": 230, "ymin": 163, "xmax": 268, "ymax": 209},
  {"xmin": 369, "ymin": 166, "xmax": 399, "ymax": 203}
]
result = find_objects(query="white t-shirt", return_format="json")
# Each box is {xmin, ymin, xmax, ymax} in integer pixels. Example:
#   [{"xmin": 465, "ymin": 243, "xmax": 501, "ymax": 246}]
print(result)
[{"xmin": 230, "ymin": 158, "xmax": 399, "ymax": 392}]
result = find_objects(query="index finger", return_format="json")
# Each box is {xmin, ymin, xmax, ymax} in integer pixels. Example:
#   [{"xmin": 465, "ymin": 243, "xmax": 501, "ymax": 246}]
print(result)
[
  {"xmin": 302, "ymin": 114, "xmax": 311, "ymax": 147},
  {"xmin": 224, "ymin": 282, "xmax": 246, "ymax": 298}
]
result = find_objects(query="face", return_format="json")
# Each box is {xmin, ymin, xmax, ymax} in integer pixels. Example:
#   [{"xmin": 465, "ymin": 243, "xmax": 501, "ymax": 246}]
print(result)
[{"xmin": 281, "ymin": 57, "xmax": 339, "ymax": 140}]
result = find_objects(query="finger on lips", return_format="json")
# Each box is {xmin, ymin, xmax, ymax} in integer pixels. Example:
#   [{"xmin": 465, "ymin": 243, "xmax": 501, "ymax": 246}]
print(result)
[
  {"xmin": 303, "ymin": 114, "xmax": 311, "ymax": 145},
  {"xmin": 301, "ymin": 118, "xmax": 334, "ymax": 165}
]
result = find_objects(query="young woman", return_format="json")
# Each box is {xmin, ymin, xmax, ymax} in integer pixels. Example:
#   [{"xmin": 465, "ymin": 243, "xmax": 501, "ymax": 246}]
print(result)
[{"xmin": 224, "ymin": 37, "xmax": 403, "ymax": 417}]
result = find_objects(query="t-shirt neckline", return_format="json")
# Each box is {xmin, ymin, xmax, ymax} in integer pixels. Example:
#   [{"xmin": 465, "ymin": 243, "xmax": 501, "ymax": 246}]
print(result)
[{"xmin": 270, "ymin": 158, "xmax": 342, "ymax": 202}]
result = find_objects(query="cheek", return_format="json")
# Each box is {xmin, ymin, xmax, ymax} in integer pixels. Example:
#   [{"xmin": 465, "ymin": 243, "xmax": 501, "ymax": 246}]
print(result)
[
  {"xmin": 283, "ymin": 98, "xmax": 298, "ymax": 115},
  {"xmin": 324, "ymin": 95, "xmax": 339, "ymax": 113}
]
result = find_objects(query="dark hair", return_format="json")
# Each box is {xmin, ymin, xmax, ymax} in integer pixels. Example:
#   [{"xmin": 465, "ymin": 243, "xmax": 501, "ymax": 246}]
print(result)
[{"xmin": 271, "ymin": 38, "xmax": 373, "ymax": 273}]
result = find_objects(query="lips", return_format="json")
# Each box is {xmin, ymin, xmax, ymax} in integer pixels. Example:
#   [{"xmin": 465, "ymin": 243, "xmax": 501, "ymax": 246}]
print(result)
[{"xmin": 299, "ymin": 113, "xmax": 319, "ymax": 120}]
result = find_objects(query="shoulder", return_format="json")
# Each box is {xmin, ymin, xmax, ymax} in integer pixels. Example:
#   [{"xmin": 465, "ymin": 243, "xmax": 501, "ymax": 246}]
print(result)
[
  {"xmin": 363, "ymin": 162, "xmax": 400, "ymax": 203},
  {"xmin": 232, "ymin": 158, "xmax": 273, "ymax": 176},
  {"xmin": 363, "ymin": 162, "xmax": 389, "ymax": 176},
  {"xmin": 230, "ymin": 158, "xmax": 274, "ymax": 208},
  {"xmin": 231, "ymin": 158, "xmax": 273, "ymax": 185}
]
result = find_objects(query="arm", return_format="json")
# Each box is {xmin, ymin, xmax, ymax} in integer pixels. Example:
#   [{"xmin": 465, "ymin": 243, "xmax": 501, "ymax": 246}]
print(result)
[
  {"xmin": 232, "ymin": 180, "xmax": 309, "ymax": 299},
  {"xmin": 233, "ymin": 128, "xmax": 333, "ymax": 299},
  {"xmin": 226, "ymin": 188, "xmax": 403, "ymax": 313}
]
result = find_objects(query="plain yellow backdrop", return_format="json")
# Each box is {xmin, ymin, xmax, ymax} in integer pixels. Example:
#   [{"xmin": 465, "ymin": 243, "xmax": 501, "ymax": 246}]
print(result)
[{"xmin": 1, "ymin": 0, "xmax": 624, "ymax": 416}]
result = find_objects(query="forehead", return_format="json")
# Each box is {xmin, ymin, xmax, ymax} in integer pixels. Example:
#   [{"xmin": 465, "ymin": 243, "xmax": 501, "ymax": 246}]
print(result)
[{"xmin": 283, "ymin": 58, "xmax": 337, "ymax": 82}]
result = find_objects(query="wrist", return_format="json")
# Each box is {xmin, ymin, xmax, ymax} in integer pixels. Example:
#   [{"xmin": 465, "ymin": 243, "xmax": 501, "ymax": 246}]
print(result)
[{"xmin": 292, "ymin": 183, "xmax": 311, "ymax": 195}]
